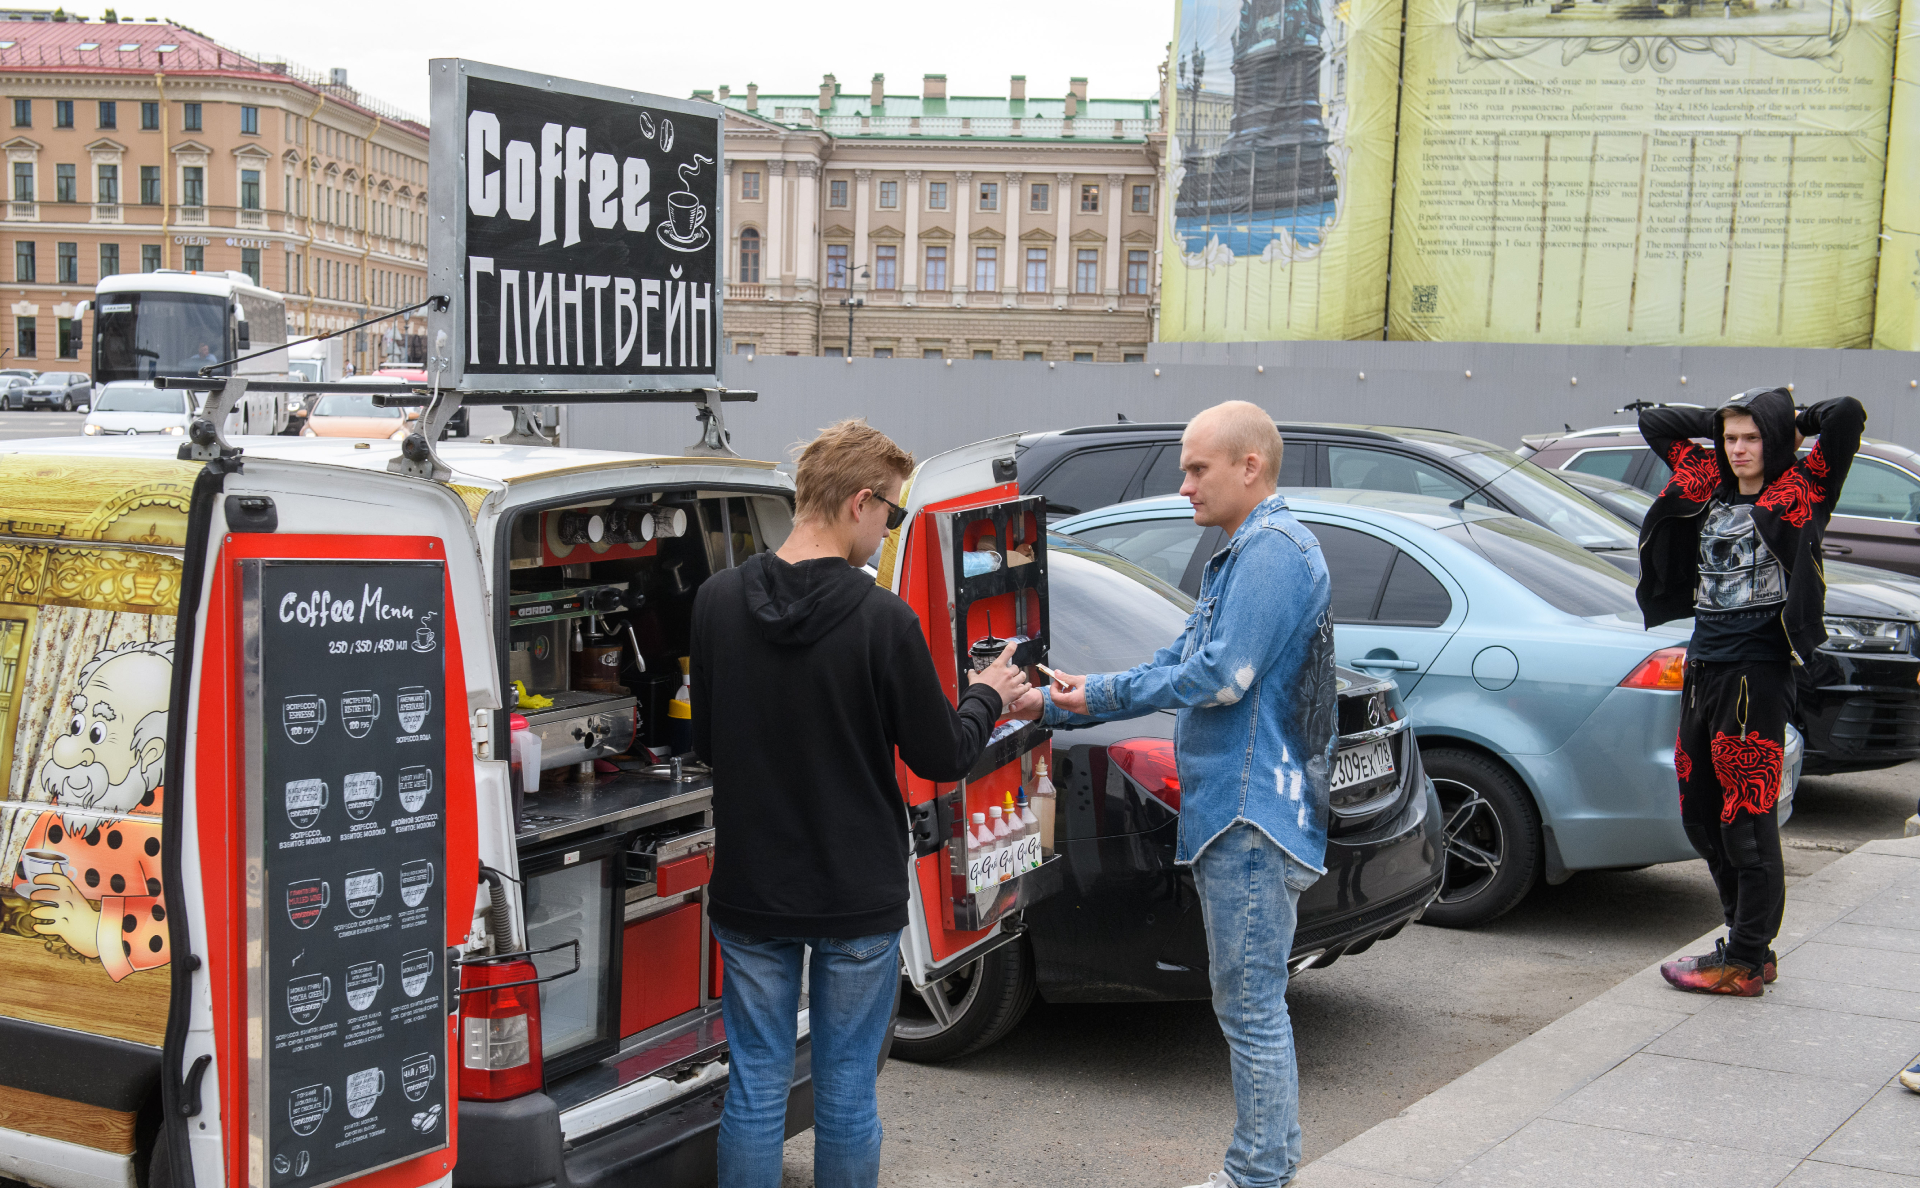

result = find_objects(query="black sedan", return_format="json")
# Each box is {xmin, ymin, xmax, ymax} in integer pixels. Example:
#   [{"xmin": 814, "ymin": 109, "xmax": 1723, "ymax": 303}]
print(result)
[
  {"xmin": 891, "ymin": 535, "xmax": 1445, "ymax": 1061},
  {"xmin": 16, "ymin": 370, "xmax": 91, "ymax": 411}
]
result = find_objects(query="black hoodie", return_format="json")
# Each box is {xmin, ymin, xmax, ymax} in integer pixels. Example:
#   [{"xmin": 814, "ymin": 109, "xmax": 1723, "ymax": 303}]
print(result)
[
  {"xmin": 691, "ymin": 550, "xmax": 1003, "ymax": 937},
  {"xmin": 1636, "ymin": 388, "xmax": 1866, "ymax": 665}
]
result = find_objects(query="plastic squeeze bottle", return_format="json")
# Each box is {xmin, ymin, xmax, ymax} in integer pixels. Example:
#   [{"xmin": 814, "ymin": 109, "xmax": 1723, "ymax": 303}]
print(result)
[
  {"xmin": 988, "ymin": 806, "xmax": 1012, "ymax": 883},
  {"xmin": 1002, "ymin": 792, "xmax": 1027, "ymax": 873},
  {"xmin": 969, "ymin": 812, "xmax": 992, "ymax": 892},
  {"xmin": 1016, "ymin": 789, "xmax": 1041, "ymax": 870}
]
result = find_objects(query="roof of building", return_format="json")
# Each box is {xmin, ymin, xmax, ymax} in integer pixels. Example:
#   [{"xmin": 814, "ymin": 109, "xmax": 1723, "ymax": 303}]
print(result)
[
  {"xmin": 709, "ymin": 78, "xmax": 1159, "ymax": 143},
  {"xmin": 0, "ymin": 14, "xmax": 427, "ymax": 134}
]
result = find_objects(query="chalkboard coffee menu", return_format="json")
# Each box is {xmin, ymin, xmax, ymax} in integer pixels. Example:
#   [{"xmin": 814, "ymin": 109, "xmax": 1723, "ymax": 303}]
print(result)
[{"xmin": 245, "ymin": 560, "xmax": 449, "ymax": 1188}]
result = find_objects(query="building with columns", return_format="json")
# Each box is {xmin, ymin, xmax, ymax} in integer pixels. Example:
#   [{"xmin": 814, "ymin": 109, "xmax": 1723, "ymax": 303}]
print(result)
[{"xmin": 706, "ymin": 73, "xmax": 1162, "ymax": 361}]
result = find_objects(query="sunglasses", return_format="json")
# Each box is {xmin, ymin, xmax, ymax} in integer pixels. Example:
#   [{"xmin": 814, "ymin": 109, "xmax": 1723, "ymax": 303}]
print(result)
[{"xmin": 870, "ymin": 491, "xmax": 909, "ymax": 531}]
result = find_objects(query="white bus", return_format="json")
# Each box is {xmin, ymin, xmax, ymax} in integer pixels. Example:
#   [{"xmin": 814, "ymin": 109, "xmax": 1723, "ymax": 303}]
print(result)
[{"xmin": 89, "ymin": 270, "xmax": 294, "ymax": 434}]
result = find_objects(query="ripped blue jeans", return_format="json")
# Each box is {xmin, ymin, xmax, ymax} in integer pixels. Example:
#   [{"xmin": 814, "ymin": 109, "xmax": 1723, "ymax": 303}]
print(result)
[
  {"xmin": 1190, "ymin": 823, "xmax": 1320, "ymax": 1188},
  {"xmin": 712, "ymin": 924, "xmax": 901, "ymax": 1188}
]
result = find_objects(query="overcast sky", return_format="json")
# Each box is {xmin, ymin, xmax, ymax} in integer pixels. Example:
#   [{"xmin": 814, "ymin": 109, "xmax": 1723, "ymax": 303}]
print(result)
[{"xmin": 144, "ymin": 0, "xmax": 1174, "ymax": 121}]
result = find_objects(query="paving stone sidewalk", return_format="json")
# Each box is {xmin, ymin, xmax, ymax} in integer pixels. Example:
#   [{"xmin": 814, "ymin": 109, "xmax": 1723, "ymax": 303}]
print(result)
[{"xmin": 1295, "ymin": 834, "xmax": 1920, "ymax": 1188}]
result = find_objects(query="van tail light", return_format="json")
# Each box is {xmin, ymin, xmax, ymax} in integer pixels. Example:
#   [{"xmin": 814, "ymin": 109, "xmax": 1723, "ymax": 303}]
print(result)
[
  {"xmin": 1620, "ymin": 646, "xmax": 1688, "ymax": 690},
  {"xmin": 1109, "ymin": 738, "xmax": 1181, "ymax": 812},
  {"xmin": 459, "ymin": 957, "xmax": 544, "ymax": 1101}
]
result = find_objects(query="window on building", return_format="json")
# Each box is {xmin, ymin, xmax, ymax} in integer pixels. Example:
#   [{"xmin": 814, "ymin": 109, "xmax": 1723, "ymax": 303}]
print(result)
[
  {"xmin": 1081, "ymin": 183, "xmax": 1100, "ymax": 212},
  {"xmin": 924, "ymin": 245, "xmax": 947, "ymax": 291},
  {"xmin": 829, "ymin": 179, "xmax": 848, "ymax": 207},
  {"xmin": 872, "ymin": 347, "xmax": 893, "ymax": 359},
  {"xmin": 14, "ymin": 241, "xmax": 33, "ymax": 282},
  {"xmin": 1124, "ymin": 352, "xmax": 1145, "ymax": 363},
  {"xmin": 826, "ymin": 243, "xmax": 848, "ymax": 289},
  {"xmin": 140, "ymin": 165, "xmax": 160, "ymax": 204},
  {"xmin": 927, "ymin": 181, "xmax": 947, "ymax": 210},
  {"xmin": 824, "ymin": 346, "xmax": 844, "ymax": 357},
  {"xmin": 241, "ymin": 247, "xmax": 261, "ymax": 286},
  {"xmin": 11, "ymin": 162, "xmax": 30, "ymax": 202},
  {"xmin": 16, "ymin": 317, "xmax": 34, "ymax": 358},
  {"xmin": 973, "ymin": 349, "xmax": 994, "ymax": 359},
  {"xmin": 57, "ymin": 316, "xmax": 78, "ymax": 358},
  {"xmin": 141, "ymin": 243, "xmax": 160, "ymax": 272},
  {"xmin": 140, "ymin": 101, "xmax": 158, "ymax": 130},
  {"xmin": 56, "ymin": 241, "xmax": 75, "ymax": 284},
  {"xmin": 184, "ymin": 244, "xmax": 204, "ymax": 271},
  {"xmin": 923, "ymin": 348, "xmax": 943, "ymax": 359},
  {"xmin": 241, "ymin": 105, "xmax": 259, "ymax": 135},
  {"xmin": 99, "ymin": 243, "xmax": 119, "ymax": 277},
  {"xmin": 741, "ymin": 170, "xmax": 759, "ymax": 200},
  {"xmin": 182, "ymin": 102, "xmax": 201, "ymax": 132},
  {"xmin": 1023, "ymin": 350, "xmax": 1044, "ymax": 361},
  {"xmin": 1132, "ymin": 184, "xmax": 1151, "ymax": 213},
  {"xmin": 878, "ymin": 179, "xmax": 897, "ymax": 209},
  {"xmin": 1076, "ymin": 248, "xmax": 1099, "ymax": 293},
  {"xmin": 98, "ymin": 100, "xmax": 115, "ymax": 128},
  {"xmin": 54, "ymin": 163, "xmax": 74, "ymax": 204},
  {"xmin": 737, "ymin": 228, "xmax": 760, "ymax": 283},
  {"xmin": 1127, "ymin": 249, "xmax": 1151, "ymax": 295},
  {"xmin": 1073, "ymin": 350, "xmax": 1094, "ymax": 362},
  {"xmin": 974, "ymin": 246, "xmax": 997, "ymax": 292},
  {"xmin": 1029, "ymin": 183, "xmax": 1049, "ymax": 212},
  {"xmin": 873, "ymin": 244, "xmax": 897, "ymax": 289},
  {"xmin": 54, "ymin": 100, "xmax": 72, "ymax": 128},
  {"xmin": 978, "ymin": 181, "xmax": 998, "ymax": 211},
  {"xmin": 1025, "ymin": 247, "xmax": 1048, "ymax": 292},
  {"xmin": 182, "ymin": 166, "xmax": 204, "ymax": 208},
  {"xmin": 11, "ymin": 99, "xmax": 28, "ymax": 127},
  {"xmin": 241, "ymin": 169, "xmax": 261, "ymax": 210},
  {"xmin": 96, "ymin": 163, "xmax": 118, "ymax": 205}
]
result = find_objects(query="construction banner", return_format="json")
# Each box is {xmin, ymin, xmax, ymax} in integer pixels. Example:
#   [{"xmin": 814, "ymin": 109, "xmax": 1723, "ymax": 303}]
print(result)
[{"xmin": 1872, "ymin": 0, "xmax": 1920, "ymax": 349}]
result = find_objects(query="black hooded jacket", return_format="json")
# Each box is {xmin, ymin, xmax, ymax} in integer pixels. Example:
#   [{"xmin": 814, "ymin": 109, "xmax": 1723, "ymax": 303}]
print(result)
[
  {"xmin": 691, "ymin": 550, "xmax": 1002, "ymax": 937},
  {"xmin": 1636, "ymin": 387, "xmax": 1866, "ymax": 665}
]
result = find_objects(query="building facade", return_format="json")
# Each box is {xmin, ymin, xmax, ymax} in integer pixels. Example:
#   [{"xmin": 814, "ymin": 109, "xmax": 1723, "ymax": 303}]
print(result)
[
  {"xmin": 709, "ymin": 73, "xmax": 1162, "ymax": 361},
  {"xmin": 0, "ymin": 13, "xmax": 429, "ymax": 376}
]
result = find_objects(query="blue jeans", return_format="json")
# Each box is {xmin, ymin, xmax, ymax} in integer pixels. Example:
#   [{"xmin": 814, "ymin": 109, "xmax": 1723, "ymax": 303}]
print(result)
[
  {"xmin": 1190, "ymin": 823, "xmax": 1320, "ymax": 1188},
  {"xmin": 712, "ymin": 924, "xmax": 901, "ymax": 1188}
]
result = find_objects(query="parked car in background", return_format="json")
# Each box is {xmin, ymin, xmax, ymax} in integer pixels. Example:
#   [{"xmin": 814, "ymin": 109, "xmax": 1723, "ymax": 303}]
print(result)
[
  {"xmin": 0, "ymin": 376, "xmax": 32, "ymax": 409},
  {"xmin": 80, "ymin": 381, "xmax": 194, "ymax": 436},
  {"xmin": 1054, "ymin": 492, "xmax": 1801, "ymax": 928},
  {"xmin": 298, "ymin": 383, "xmax": 420, "ymax": 439},
  {"xmin": 17, "ymin": 369, "xmax": 91, "ymax": 410},
  {"xmin": 0, "ymin": 367, "xmax": 36, "ymax": 385},
  {"xmin": 1523, "ymin": 423, "xmax": 1920, "ymax": 577},
  {"xmin": 892, "ymin": 533, "xmax": 1444, "ymax": 1060}
]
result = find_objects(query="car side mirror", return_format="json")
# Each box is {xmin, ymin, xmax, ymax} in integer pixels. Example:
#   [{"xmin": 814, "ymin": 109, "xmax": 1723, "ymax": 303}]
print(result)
[{"xmin": 77, "ymin": 404, "xmax": 89, "ymax": 414}]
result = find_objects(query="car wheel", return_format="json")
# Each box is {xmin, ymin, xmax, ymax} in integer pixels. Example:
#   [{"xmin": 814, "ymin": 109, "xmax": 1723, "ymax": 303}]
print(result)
[
  {"xmin": 1418, "ymin": 747, "xmax": 1542, "ymax": 928},
  {"xmin": 61, "ymin": 395, "xmax": 73, "ymax": 411},
  {"xmin": 889, "ymin": 939, "xmax": 1035, "ymax": 1063}
]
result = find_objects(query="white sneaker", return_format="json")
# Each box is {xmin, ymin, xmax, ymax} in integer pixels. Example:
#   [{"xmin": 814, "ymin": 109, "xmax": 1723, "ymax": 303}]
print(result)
[{"xmin": 1181, "ymin": 1174, "xmax": 1238, "ymax": 1188}]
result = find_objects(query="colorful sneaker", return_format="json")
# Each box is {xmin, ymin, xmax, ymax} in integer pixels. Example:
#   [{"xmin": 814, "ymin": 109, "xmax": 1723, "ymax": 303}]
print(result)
[
  {"xmin": 1660, "ymin": 941, "xmax": 1763, "ymax": 996},
  {"xmin": 1901, "ymin": 1060, "xmax": 1920, "ymax": 1093},
  {"xmin": 1764, "ymin": 949, "xmax": 1778, "ymax": 984}
]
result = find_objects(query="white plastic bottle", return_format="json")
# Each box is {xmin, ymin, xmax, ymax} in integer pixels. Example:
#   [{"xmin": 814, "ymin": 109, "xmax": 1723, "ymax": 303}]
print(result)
[
  {"xmin": 1002, "ymin": 793, "xmax": 1028, "ymax": 873},
  {"xmin": 1017, "ymin": 790, "xmax": 1041, "ymax": 870},
  {"xmin": 968, "ymin": 811, "xmax": 992, "ymax": 892},
  {"xmin": 989, "ymin": 806, "xmax": 1012, "ymax": 883}
]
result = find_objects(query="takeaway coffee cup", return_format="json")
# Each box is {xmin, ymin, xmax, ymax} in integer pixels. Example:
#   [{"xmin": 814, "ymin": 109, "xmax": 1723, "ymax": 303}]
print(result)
[
  {"xmin": 398, "ymin": 766, "xmax": 432, "ymax": 814},
  {"xmin": 396, "ymin": 687, "xmax": 432, "ymax": 734},
  {"xmin": 399, "ymin": 860, "xmax": 434, "ymax": 909},
  {"xmin": 340, "ymin": 691, "xmax": 380, "ymax": 739},
  {"xmin": 285, "ymin": 974, "xmax": 331, "ymax": 1026},
  {"xmin": 666, "ymin": 191, "xmax": 706, "ymax": 241},
  {"xmin": 286, "ymin": 879, "xmax": 329, "ymax": 930},
  {"xmin": 343, "ymin": 869, "xmax": 383, "ymax": 919},
  {"xmin": 288, "ymin": 1084, "xmax": 331, "ymax": 1136},
  {"xmin": 15, "ymin": 847, "xmax": 75, "ymax": 896},
  {"xmin": 282, "ymin": 695, "xmax": 326, "ymax": 745},
  {"xmin": 342, "ymin": 772, "xmax": 382, "ymax": 822},
  {"xmin": 345, "ymin": 961, "xmax": 384, "ymax": 1011},
  {"xmin": 345, "ymin": 1068, "xmax": 384, "ymax": 1120},
  {"xmin": 284, "ymin": 779, "xmax": 328, "ymax": 830},
  {"xmin": 399, "ymin": 948, "xmax": 435, "ymax": 998},
  {"xmin": 400, "ymin": 1053, "xmax": 436, "ymax": 1102}
]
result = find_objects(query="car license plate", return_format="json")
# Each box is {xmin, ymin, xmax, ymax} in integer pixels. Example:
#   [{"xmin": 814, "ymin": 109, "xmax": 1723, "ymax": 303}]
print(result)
[{"xmin": 1331, "ymin": 739, "xmax": 1395, "ymax": 791}]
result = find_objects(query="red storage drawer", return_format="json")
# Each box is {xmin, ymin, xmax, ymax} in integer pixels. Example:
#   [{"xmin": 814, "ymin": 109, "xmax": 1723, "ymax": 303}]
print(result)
[
  {"xmin": 657, "ymin": 849, "xmax": 713, "ymax": 897},
  {"xmin": 621, "ymin": 901, "xmax": 701, "ymax": 1037}
]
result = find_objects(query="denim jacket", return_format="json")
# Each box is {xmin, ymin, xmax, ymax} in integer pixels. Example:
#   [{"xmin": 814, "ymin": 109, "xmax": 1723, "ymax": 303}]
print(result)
[{"xmin": 1045, "ymin": 494, "xmax": 1338, "ymax": 871}]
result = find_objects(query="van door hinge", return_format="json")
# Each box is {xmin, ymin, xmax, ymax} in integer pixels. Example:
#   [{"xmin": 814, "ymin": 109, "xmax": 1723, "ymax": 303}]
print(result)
[{"xmin": 180, "ymin": 1053, "xmax": 212, "ymax": 1117}]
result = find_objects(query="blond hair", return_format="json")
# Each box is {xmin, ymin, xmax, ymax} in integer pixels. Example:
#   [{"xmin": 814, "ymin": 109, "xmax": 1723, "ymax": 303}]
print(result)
[
  {"xmin": 791, "ymin": 419, "xmax": 915, "ymax": 524},
  {"xmin": 1189, "ymin": 401, "xmax": 1285, "ymax": 489}
]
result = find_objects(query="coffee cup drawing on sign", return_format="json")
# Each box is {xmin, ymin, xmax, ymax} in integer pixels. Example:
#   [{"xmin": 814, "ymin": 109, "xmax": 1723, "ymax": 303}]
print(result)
[
  {"xmin": 399, "ymin": 859, "xmax": 434, "ymax": 909},
  {"xmin": 345, "ymin": 961, "xmax": 385, "ymax": 1011},
  {"xmin": 399, "ymin": 948, "xmax": 435, "ymax": 998},
  {"xmin": 342, "ymin": 771, "xmax": 382, "ymax": 822},
  {"xmin": 287, "ymin": 1084, "xmax": 331, "ymax": 1137},
  {"xmin": 398, "ymin": 766, "xmax": 432, "ymax": 813},
  {"xmin": 343, "ymin": 869, "xmax": 383, "ymax": 919},
  {"xmin": 285, "ymin": 974, "xmax": 331, "ymax": 1026},
  {"xmin": 657, "ymin": 154, "xmax": 715, "ymax": 253},
  {"xmin": 14, "ymin": 848, "xmax": 74, "ymax": 897},
  {"xmin": 344, "ymin": 1067, "xmax": 385, "ymax": 1120},
  {"xmin": 284, "ymin": 779, "xmax": 328, "ymax": 830},
  {"xmin": 400, "ymin": 1053, "xmax": 437, "ymax": 1102},
  {"xmin": 396, "ymin": 687, "xmax": 432, "ymax": 734},
  {"xmin": 340, "ymin": 690, "xmax": 381, "ymax": 740},
  {"xmin": 286, "ymin": 879, "xmax": 329, "ymax": 930},
  {"xmin": 281, "ymin": 694, "xmax": 326, "ymax": 745}
]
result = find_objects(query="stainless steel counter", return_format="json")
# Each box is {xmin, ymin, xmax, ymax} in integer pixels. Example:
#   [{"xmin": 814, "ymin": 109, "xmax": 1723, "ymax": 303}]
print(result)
[{"xmin": 515, "ymin": 768, "xmax": 713, "ymax": 847}]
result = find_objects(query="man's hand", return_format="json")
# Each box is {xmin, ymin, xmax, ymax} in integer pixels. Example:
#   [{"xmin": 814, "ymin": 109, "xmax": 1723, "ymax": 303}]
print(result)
[
  {"xmin": 29, "ymin": 873, "xmax": 101, "ymax": 959},
  {"xmin": 969, "ymin": 648, "xmax": 1031, "ymax": 710},
  {"xmin": 1005, "ymin": 688, "xmax": 1046, "ymax": 720},
  {"xmin": 1048, "ymin": 670, "xmax": 1090, "ymax": 715}
]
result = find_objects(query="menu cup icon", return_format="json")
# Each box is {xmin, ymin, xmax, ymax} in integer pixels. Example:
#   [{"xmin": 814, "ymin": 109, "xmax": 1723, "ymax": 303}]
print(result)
[
  {"xmin": 344, "ymin": 961, "xmax": 385, "ymax": 1011},
  {"xmin": 340, "ymin": 691, "xmax": 381, "ymax": 740},
  {"xmin": 286, "ymin": 879, "xmax": 329, "ymax": 930},
  {"xmin": 399, "ymin": 859, "xmax": 435, "ymax": 908},
  {"xmin": 285, "ymin": 974, "xmax": 331, "ymax": 1025},
  {"xmin": 287, "ymin": 1084, "xmax": 331, "ymax": 1137},
  {"xmin": 14, "ymin": 848, "xmax": 74, "ymax": 896},
  {"xmin": 345, "ymin": 1068, "xmax": 385, "ymax": 1120},
  {"xmin": 399, "ymin": 949, "xmax": 435, "ymax": 998},
  {"xmin": 343, "ymin": 869, "xmax": 383, "ymax": 919},
  {"xmin": 396, "ymin": 687, "xmax": 432, "ymax": 734},
  {"xmin": 342, "ymin": 771, "xmax": 383, "ymax": 822},
  {"xmin": 398, "ymin": 766, "xmax": 433, "ymax": 813},
  {"xmin": 400, "ymin": 1053, "xmax": 437, "ymax": 1102},
  {"xmin": 284, "ymin": 779, "xmax": 329, "ymax": 830},
  {"xmin": 281, "ymin": 695, "xmax": 327, "ymax": 745}
]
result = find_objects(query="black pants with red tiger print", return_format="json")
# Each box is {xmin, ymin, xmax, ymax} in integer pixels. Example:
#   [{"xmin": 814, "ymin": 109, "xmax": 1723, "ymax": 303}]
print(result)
[{"xmin": 1674, "ymin": 659, "xmax": 1791, "ymax": 971}]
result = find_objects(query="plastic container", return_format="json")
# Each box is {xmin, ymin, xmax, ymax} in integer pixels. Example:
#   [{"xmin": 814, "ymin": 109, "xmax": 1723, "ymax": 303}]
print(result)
[
  {"xmin": 1016, "ymin": 790, "xmax": 1041, "ymax": 871},
  {"xmin": 1031, "ymin": 756, "xmax": 1056, "ymax": 855},
  {"xmin": 508, "ymin": 713, "xmax": 540, "ymax": 831},
  {"xmin": 962, "ymin": 549, "xmax": 1003, "ymax": 577},
  {"xmin": 989, "ymin": 806, "xmax": 1012, "ymax": 883},
  {"xmin": 968, "ymin": 811, "xmax": 992, "ymax": 893}
]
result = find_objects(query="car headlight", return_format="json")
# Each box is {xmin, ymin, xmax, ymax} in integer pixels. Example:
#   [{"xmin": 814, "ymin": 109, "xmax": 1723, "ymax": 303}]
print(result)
[
  {"xmin": 1822, "ymin": 616, "xmax": 1912, "ymax": 653},
  {"xmin": 82, "ymin": 423, "xmax": 102, "ymax": 435},
  {"xmin": 161, "ymin": 424, "xmax": 186, "ymax": 435},
  {"xmin": 389, "ymin": 428, "xmax": 409, "ymax": 441}
]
